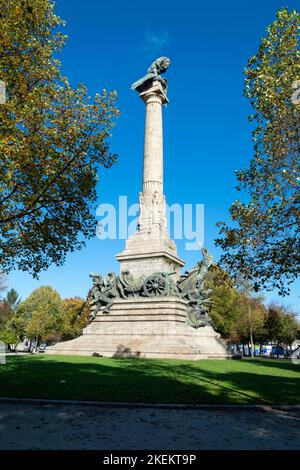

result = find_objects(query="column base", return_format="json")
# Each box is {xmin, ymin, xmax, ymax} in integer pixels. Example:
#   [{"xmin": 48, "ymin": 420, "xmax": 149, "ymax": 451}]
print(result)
[{"xmin": 116, "ymin": 231, "xmax": 184, "ymax": 279}]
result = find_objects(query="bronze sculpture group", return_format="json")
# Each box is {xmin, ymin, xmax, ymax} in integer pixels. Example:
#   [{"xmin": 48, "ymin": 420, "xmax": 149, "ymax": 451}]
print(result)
[{"xmin": 88, "ymin": 247, "xmax": 214, "ymax": 329}]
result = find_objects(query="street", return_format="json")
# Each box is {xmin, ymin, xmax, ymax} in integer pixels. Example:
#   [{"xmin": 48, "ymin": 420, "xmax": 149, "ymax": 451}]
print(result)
[{"xmin": 0, "ymin": 402, "xmax": 299, "ymax": 450}]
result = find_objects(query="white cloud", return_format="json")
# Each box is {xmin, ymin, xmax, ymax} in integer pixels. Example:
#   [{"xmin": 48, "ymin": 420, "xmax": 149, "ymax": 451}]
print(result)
[{"xmin": 141, "ymin": 30, "xmax": 170, "ymax": 55}]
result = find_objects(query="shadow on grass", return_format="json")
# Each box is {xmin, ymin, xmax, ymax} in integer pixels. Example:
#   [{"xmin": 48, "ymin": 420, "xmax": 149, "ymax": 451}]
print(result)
[{"xmin": 0, "ymin": 355, "xmax": 299, "ymax": 405}]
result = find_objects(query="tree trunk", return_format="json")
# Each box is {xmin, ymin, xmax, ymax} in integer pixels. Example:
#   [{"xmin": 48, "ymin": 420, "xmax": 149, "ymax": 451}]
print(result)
[{"xmin": 35, "ymin": 335, "xmax": 39, "ymax": 353}]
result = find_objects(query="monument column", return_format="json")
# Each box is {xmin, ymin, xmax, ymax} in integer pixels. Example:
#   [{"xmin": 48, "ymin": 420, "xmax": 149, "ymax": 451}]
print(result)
[
  {"xmin": 137, "ymin": 81, "xmax": 168, "ymax": 234},
  {"xmin": 141, "ymin": 82, "xmax": 166, "ymax": 197},
  {"xmin": 116, "ymin": 59, "xmax": 184, "ymax": 278}
]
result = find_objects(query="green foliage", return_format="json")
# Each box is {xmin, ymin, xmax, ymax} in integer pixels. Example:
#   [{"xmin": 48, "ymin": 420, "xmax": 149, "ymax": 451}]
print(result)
[
  {"xmin": 4, "ymin": 288, "xmax": 20, "ymax": 310},
  {"xmin": 0, "ymin": 287, "xmax": 21, "ymax": 349},
  {"xmin": 233, "ymin": 296, "xmax": 266, "ymax": 345},
  {"xmin": 0, "ymin": 0, "xmax": 119, "ymax": 276},
  {"xmin": 0, "ymin": 301, "xmax": 12, "ymax": 329},
  {"xmin": 0, "ymin": 288, "xmax": 20, "ymax": 329},
  {"xmin": 206, "ymin": 265, "xmax": 243, "ymax": 341},
  {"xmin": 265, "ymin": 304, "xmax": 299, "ymax": 346},
  {"xmin": 12, "ymin": 287, "xmax": 89, "ymax": 344},
  {"xmin": 0, "ymin": 328, "xmax": 19, "ymax": 347},
  {"xmin": 216, "ymin": 8, "xmax": 300, "ymax": 295},
  {"xmin": 207, "ymin": 265, "xmax": 266, "ymax": 344},
  {"xmin": 15, "ymin": 285, "xmax": 65, "ymax": 342},
  {"xmin": 207, "ymin": 265, "xmax": 298, "ymax": 348},
  {"xmin": 61, "ymin": 297, "xmax": 89, "ymax": 340}
]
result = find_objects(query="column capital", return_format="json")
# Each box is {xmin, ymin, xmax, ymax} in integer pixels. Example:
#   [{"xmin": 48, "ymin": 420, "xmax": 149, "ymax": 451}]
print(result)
[{"xmin": 139, "ymin": 80, "xmax": 169, "ymax": 105}]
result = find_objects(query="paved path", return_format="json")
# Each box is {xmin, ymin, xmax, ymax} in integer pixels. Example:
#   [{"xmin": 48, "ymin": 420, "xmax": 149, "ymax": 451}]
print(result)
[{"xmin": 0, "ymin": 402, "xmax": 300, "ymax": 450}]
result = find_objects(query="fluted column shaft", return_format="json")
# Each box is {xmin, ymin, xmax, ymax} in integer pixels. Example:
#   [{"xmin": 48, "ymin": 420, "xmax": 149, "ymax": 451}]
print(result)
[
  {"xmin": 142, "ymin": 92, "xmax": 164, "ymax": 195},
  {"xmin": 137, "ymin": 81, "xmax": 168, "ymax": 233}
]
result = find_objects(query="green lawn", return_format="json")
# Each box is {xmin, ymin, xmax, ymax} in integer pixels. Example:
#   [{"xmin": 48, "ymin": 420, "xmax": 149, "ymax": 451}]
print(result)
[{"xmin": 0, "ymin": 355, "xmax": 299, "ymax": 405}]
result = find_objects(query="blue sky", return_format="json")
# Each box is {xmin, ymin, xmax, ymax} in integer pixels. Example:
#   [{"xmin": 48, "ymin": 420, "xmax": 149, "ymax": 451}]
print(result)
[{"xmin": 8, "ymin": 0, "xmax": 300, "ymax": 313}]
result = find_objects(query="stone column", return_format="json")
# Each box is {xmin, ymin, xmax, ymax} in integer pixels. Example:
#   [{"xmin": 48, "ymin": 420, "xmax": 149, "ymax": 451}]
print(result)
[
  {"xmin": 116, "ymin": 80, "xmax": 184, "ymax": 277},
  {"xmin": 141, "ymin": 81, "xmax": 166, "ymax": 196},
  {"xmin": 138, "ymin": 81, "xmax": 168, "ymax": 234}
]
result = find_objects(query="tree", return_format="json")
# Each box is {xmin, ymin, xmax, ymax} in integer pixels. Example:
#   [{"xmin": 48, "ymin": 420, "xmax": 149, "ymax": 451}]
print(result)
[
  {"xmin": 280, "ymin": 311, "xmax": 299, "ymax": 347},
  {"xmin": 233, "ymin": 295, "xmax": 266, "ymax": 355},
  {"xmin": 4, "ymin": 288, "xmax": 20, "ymax": 311},
  {"xmin": 216, "ymin": 8, "xmax": 300, "ymax": 295},
  {"xmin": 207, "ymin": 265, "xmax": 267, "ymax": 355},
  {"xmin": 0, "ymin": 288, "xmax": 20, "ymax": 329},
  {"xmin": 61, "ymin": 297, "xmax": 90, "ymax": 341},
  {"xmin": 206, "ymin": 265, "xmax": 242, "ymax": 341},
  {"xmin": 234, "ymin": 274, "xmax": 266, "ymax": 357},
  {"xmin": 0, "ymin": 0, "xmax": 119, "ymax": 276},
  {"xmin": 265, "ymin": 304, "xmax": 299, "ymax": 351},
  {"xmin": 15, "ymin": 286, "xmax": 65, "ymax": 345},
  {"xmin": 0, "ymin": 328, "xmax": 20, "ymax": 351},
  {"xmin": 0, "ymin": 287, "xmax": 21, "ymax": 350}
]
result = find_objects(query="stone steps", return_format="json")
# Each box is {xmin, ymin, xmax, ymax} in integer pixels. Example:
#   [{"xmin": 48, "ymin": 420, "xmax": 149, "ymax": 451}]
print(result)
[{"xmin": 47, "ymin": 297, "xmax": 230, "ymax": 360}]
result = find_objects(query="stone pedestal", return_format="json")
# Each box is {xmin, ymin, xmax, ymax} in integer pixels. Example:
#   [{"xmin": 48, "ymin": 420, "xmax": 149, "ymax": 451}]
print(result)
[
  {"xmin": 47, "ymin": 297, "xmax": 230, "ymax": 359},
  {"xmin": 116, "ymin": 233, "xmax": 184, "ymax": 279},
  {"xmin": 116, "ymin": 80, "xmax": 184, "ymax": 279}
]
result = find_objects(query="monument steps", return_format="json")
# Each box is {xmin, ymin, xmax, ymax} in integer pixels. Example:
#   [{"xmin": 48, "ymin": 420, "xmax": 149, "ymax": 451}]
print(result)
[{"xmin": 47, "ymin": 298, "xmax": 230, "ymax": 359}]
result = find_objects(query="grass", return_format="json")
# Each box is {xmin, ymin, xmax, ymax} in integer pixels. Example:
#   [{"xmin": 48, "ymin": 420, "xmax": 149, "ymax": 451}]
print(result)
[{"xmin": 0, "ymin": 355, "xmax": 299, "ymax": 405}]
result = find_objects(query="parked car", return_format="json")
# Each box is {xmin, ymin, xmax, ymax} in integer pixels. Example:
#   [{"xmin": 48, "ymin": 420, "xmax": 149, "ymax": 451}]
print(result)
[{"xmin": 39, "ymin": 343, "xmax": 47, "ymax": 353}]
